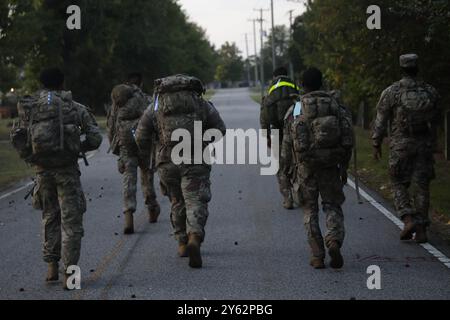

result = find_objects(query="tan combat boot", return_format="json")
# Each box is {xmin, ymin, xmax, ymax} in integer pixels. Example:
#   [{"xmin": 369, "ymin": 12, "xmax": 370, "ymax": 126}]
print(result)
[
  {"xmin": 310, "ymin": 257, "xmax": 325, "ymax": 269},
  {"xmin": 414, "ymin": 225, "xmax": 428, "ymax": 244},
  {"xmin": 178, "ymin": 242, "xmax": 188, "ymax": 258},
  {"xmin": 328, "ymin": 241, "xmax": 344, "ymax": 269},
  {"xmin": 282, "ymin": 192, "xmax": 294, "ymax": 210},
  {"xmin": 63, "ymin": 273, "xmax": 69, "ymax": 290},
  {"xmin": 400, "ymin": 214, "xmax": 417, "ymax": 241},
  {"xmin": 124, "ymin": 211, "xmax": 134, "ymax": 235},
  {"xmin": 148, "ymin": 203, "xmax": 161, "ymax": 224},
  {"xmin": 46, "ymin": 262, "xmax": 59, "ymax": 282},
  {"xmin": 186, "ymin": 233, "xmax": 202, "ymax": 268}
]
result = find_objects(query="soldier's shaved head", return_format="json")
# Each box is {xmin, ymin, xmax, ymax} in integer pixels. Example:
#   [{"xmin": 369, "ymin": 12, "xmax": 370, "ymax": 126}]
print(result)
[
  {"xmin": 302, "ymin": 67, "xmax": 322, "ymax": 92},
  {"xmin": 127, "ymin": 72, "xmax": 144, "ymax": 87},
  {"xmin": 40, "ymin": 67, "xmax": 64, "ymax": 90}
]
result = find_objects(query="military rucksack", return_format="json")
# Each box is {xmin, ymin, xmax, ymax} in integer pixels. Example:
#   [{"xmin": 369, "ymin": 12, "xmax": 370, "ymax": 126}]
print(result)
[
  {"xmin": 13, "ymin": 91, "xmax": 82, "ymax": 167},
  {"xmin": 395, "ymin": 79, "xmax": 437, "ymax": 135},
  {"xmin": 153, "ymin": 75, "xmax": 206, "ymax": 161},
  {"xmin": 292, "ymin": 91, "xmax": 353, "ymax": 168},
  {"xmin": 108, "ymin": 84, "xmax": 147, "ymax": 154}
]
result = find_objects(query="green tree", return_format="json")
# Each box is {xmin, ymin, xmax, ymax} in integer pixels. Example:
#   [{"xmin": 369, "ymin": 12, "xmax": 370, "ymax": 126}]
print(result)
[
  {"xmin": 0, "ymin": 0, "xmax": 218, "ymax": 113},
  {"xmin": 215, "ymin": 42, "xmax": 244, "ymax": 84},
  {"xmin": 291, "ymin": 0, "xmax": 450, "ymax": 115}
]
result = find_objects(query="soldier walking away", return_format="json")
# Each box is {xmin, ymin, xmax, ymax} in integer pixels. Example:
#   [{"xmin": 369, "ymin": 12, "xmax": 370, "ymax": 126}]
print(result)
[
  {"xmin": 107, "ymin": 73, "xmax": 161, "ymax": 235},
  {"xmin": 372, "ymin": 54, "xmax": 441, "ymax": 244},
  {"xmin": 10, "ymin": 67, "xmax": 102, "ymax": 289},
  {"xmin": 135, "ymin": 75, "xmax": 226, "ymax": 268},
  {"xmin": 285, "ymin": 67, "xmax": 354, "ymax": 269},
  {"xmin": 260, "ymin": 67, "xmax": 300, "ymax": 210}
]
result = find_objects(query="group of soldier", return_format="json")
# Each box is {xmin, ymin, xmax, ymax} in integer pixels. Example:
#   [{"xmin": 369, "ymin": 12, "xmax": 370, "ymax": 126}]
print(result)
[
  {"xmin": 261, "ymin": 53, "xmax": 440, "ymax": 269},
  {"xmin": 10, "ymin": 52, "xmax": 440, "ymax": 290}
]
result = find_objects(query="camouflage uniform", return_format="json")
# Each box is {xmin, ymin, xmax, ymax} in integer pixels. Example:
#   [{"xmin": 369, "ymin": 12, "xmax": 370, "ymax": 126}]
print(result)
[
  {"xmin": 283, "ymin": 91, "xmax": 352, "ymax": 259},
  {"xmin": 16, "ymin": 93, "xmax": 102, "ymax": 269},
  {"xmin": 261, "ymin": 76, "xmax": 299, "ymax": 205},
  {"xmin": 372, "ymin": 54, "xmax": 440, "ymax": 227},
  {"xmin": 135, "ymin": 76, "xmax": 226, "ymax": 244},
  {"xmin": 109, "ymin": 85, "xmax": 159, "ymax": 216}
]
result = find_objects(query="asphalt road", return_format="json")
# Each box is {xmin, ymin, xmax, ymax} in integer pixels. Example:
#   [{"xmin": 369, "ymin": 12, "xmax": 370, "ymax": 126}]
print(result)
[{"xmin": 0, "ymin": 88, "xmax": 449, "ymax": 300}]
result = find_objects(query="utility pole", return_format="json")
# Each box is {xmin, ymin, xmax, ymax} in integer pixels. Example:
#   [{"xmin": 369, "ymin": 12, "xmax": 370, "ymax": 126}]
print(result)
[
  {"xmin": 244, "ymin": 33, "xmax": 251, "ymax": 86},
  {"xmin": 248, "ymin": 19, "xmax": 259, "ymax": 88},
  {"xmin": 254, "ymin": 8, "xmax": 268, "ymax": 100},
  {"xmin": 288, "ymin": 9, "xmax": 295, "ymax": 79},
  {"xmin": 270, "ymin": 0, "xmax": 276, "ymax": 71}
]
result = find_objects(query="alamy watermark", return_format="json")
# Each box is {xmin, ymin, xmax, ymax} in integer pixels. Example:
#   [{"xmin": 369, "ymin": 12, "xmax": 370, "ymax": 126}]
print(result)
[
  {"xmin": 366, "ymin": 265, "xmax": 382, "ymax": 290},
  {"xmin": 170, "ymin": 122, "xmax": 280, "ymax": 176},
  {"xmin": 66, "ymin": 5, "xmax": 382, "ymax": 31},
  {"xmin": 66, "ymin": 265, "xmax": 81, "ymax": 290}
]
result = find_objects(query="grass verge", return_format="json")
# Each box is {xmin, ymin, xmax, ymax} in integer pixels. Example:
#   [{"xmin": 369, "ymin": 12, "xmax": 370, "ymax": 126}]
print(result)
[
  {"xmin": 352, "ymin": 127, "xmax": 450, "ymax": 241},
  {"xmin": 0, "ymin": 142, "xmax": 33, "ymax": 190},
  {"xmin": 0, "ymin": 118, "xmax": 16, "ymax": 141}
]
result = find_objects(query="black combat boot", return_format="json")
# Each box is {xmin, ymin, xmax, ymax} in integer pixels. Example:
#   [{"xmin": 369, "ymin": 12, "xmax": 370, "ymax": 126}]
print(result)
[{"xmin": 400, "ymin": 214, "xmax": 417, "ymax": 241}]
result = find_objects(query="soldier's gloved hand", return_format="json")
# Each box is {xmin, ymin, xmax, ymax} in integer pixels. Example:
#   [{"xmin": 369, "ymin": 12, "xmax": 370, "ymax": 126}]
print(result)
[{"xmin": 373, "ymin": 145, "xmax": 382, "ymax": 161}]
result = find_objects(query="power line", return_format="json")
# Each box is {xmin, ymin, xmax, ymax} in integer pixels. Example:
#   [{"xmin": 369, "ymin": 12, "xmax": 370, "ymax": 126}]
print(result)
[
  {"xmin": 248, "ymin": 18, "xmax": 259, "ymax": 87},
  {"xmin": 254, "ymin": 8, "xmax": 269, "ymax": 98},
  {"xmin": 270, "ymin": 0, "xmax": 276, "ymax": 71}
]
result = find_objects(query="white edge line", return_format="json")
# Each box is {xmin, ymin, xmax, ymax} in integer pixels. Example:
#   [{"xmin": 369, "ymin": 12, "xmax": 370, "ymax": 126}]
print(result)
[
  {"xmin": 347, "ymin": 179, "xmax": 450, "ymax": 269},
  {"xmin": 0, "ymin": 151, "xmax": 97, "ymax": 202}
]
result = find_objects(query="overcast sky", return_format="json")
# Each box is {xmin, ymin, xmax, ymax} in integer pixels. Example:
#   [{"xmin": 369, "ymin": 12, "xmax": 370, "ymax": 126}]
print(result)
[{"xmin": 178, "ymin": 0, "xmax": 306, "ymax": 57}]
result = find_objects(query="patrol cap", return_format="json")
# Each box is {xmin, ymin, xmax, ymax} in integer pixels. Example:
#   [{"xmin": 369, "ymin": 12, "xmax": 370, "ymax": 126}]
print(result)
[{"xmin": 399, "ymin": 54, "xmax": 419, "ymax": 68}]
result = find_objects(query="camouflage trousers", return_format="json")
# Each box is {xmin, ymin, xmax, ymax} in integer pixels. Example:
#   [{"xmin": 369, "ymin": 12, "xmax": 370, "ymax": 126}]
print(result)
[
  {"xmin": 277, "ymin": 151, "xmax": 294, "ymax": 201},
  {"xmin": 297, "ymin": 165, "xmax": 346, "ymax": 259},
  {"xmin": 33, "ymin": 166, "xmax": 86, "ymax": 269},
  {"xmin": 118, "ymin": 148, "xmax": 158, "ymax": 214},
  {"xmin": 389, "ymin": 140, "xmax": 435, "ymax": 226},
  {"xmin": 158, "ymin": 163, "xmax": 211, "ymax": 244}
]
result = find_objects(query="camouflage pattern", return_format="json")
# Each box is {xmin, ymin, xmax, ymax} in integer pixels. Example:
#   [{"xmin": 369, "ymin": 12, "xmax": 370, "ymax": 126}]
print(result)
[
  {"xmin": 14, "ymin": 94, "xmax": 102, "ymax": 269},
  {"xmin": 118, "ymin": 146, "xmax": 158, "ymax": 214},
  {"xmin": 372, "ymin": 75, "xmax": 440, "ymax": 226},
  {"xmin": 283, "ymin": 91, "xmax": 350, "ymax": 259},
  {"xmin": 261, "ymin": 76, "xmax": 299, "ymax": 202},
  {"xmin": 34, "ymin": 167, "xmax": 86, "ymax": 268},
  {"xmin": 158, "ymin": 164, "xmax": 211, "ymax": 243},
  {"xmin": 109, "ymin": 84, "xmax": 159, "ymax": 215},
  {"xmin": 399, "ymin": 54, "xmax": 419, "ymax": 68},
  {"xmin": 298, "ymin": 165, "xmax": 346, "ymax": 259},
  {"xmin": 281, "ymin": 105, "xmax": 299, "ymax": 201},
  {"xmin": 135, "ymin": 75, "xmax": 226, "ymax": 243}
]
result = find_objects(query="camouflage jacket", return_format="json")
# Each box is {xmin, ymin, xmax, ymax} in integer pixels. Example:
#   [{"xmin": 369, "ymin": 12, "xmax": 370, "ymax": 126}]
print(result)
[
  {"xmin": 135, "ymin": 97, "xmax": 226, "ymax": 167},
  {"xmin": 372, "ymin": 77, "xmax": 441, "ymax": 148}
]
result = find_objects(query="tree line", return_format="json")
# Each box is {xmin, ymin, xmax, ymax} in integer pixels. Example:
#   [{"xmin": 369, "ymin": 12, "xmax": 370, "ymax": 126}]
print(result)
[
  {"xmin": 0, "ymin": 0, "xmax": 221, "ymax": 113},
  {"xmin": 290, "ymin": 0, "xmax": 450, "ymax": 122}
]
